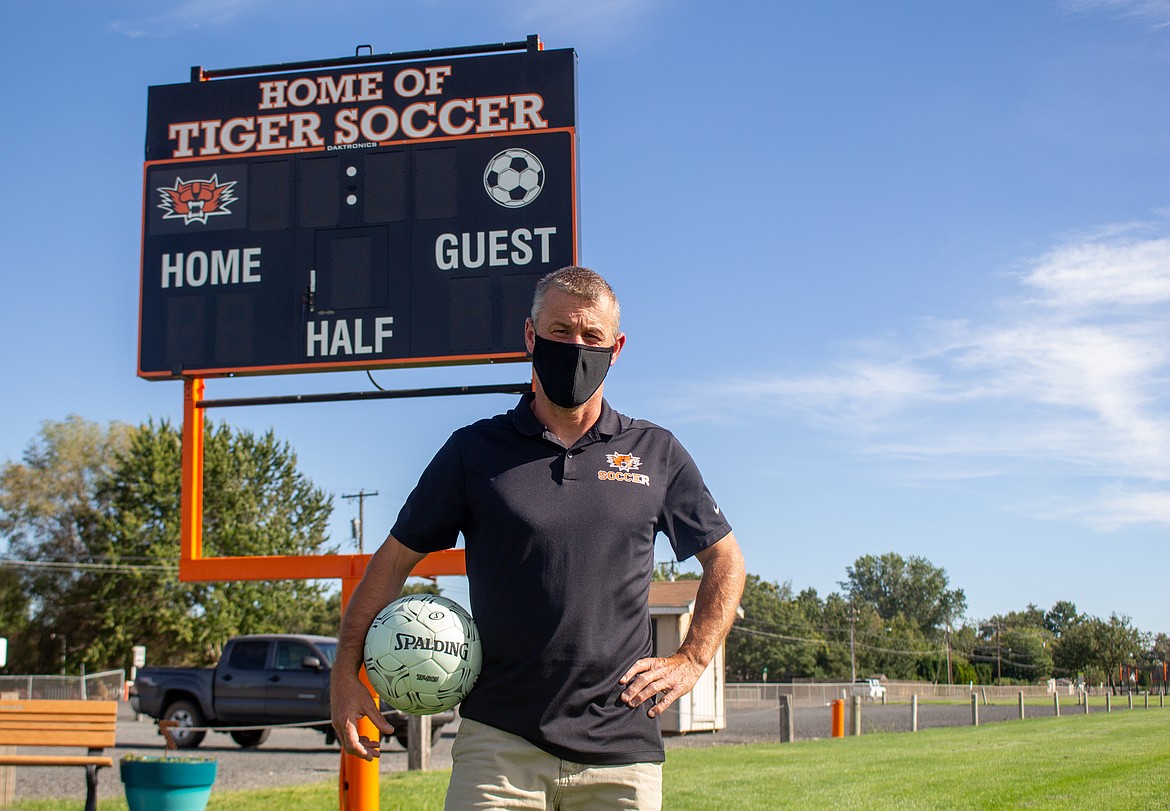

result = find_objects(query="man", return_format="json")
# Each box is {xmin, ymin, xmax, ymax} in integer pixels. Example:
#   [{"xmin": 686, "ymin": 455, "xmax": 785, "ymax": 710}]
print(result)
[{"xmin": 331, "ymin": 266, "xmax": 745, "ymax": 809}]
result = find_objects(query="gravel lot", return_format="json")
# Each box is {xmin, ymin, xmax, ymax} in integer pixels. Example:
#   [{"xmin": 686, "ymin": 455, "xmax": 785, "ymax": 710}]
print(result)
[{"xmin": 2, "ymin": 698, "xmax": 1099, "ymax": 805}]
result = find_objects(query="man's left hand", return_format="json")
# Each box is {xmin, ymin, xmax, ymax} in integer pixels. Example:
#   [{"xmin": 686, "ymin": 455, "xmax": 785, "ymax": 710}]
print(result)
[{"xmin": 618, "ymin": 654, "xmax": 704, "ymax": 718}]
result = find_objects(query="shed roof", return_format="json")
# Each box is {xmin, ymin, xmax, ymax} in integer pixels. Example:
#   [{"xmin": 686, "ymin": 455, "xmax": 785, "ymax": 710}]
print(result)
[
  {"xmin": 648, "ymin": 579, "xmax": 744, "ymax": 619},
  {"xmin": 649, "ymin": 580, "xmax": 701, "ymax": 613}
]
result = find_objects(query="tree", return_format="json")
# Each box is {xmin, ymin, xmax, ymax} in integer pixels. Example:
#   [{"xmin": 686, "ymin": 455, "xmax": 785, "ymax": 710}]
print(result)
[
  {"xmin": 947, "ymin": 624, "xmax": 981, "ymax": 685},
  {"xmin": 3, "ymin": 419, "xmax": 339, "ymax": 671},
  {"xmin": 1148, "ymin": 634, "xmax": 1169, "ymax": 692},
  {"xmin": 0, "ymin": 566, "xmax": 32, "ymax": 672},
  {"xmin": 0, "ymin": 416, "xmax": 134, "ymax": 552},
  {"xmin": 1151, "ymin": 633, "xmax": 1170, "ymax": 669},
  {"xmin": 1044, "ymin": 600, "xmax": 1079, "ymax": 638},
  {"xmin": 401, "ymin": 580, "xmax": 442, "ymax": 596},
  {"xmin": 1051, "ymin": 617, "xmax": 1096, "ymax": 681},
  {"xmin": 727, "ymin": 576, "xmax": 823, "ymax": 682},
  {"xmin": 998, "ymin": 628, "xmax": 1053, "ymax": 682},
  {"xmin": 1051, "ymin": 613, "xmax": 1146, "ymax": 691},
  {"xmin": 999, "ymin": 604, "xmax": 1046, "ymax": 631},
  {"xmin": 970, "ymin": 608, "xmax": 1057, "ymax": 684},
  {"xmin": 113, "ymin": 421, "xmax": 335, "ymax": 665},
  {"xmin": 726, "ymin": 574, "xmax": 782, "ymax": 681},
  {"xmin": 0, "ymin": 416, "xmax": 133, "ymax": 597},
  {"xmin": 0, "ymin": 417, "xmax": 134, "ymax": 672},
  {"xmin": 1091, "ymin": 613, "xmax": 1145, "ymax": 694},
  {"xmin": 798, "ymin": 589, "xmax": 853, "ymax": 680},
  {"xmin": 841, "ymin": 552, "xmax": 966, "ymax": 639}
]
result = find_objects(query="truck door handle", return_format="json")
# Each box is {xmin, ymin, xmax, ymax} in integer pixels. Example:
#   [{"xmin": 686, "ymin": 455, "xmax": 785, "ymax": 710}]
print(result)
[
  {"xmin": 221, "ymin": 674, "xmax": 233, "ymax": 682},
  {"xmin": 269, "ymin": 675, "xmax": 281, "ymax": 683}
]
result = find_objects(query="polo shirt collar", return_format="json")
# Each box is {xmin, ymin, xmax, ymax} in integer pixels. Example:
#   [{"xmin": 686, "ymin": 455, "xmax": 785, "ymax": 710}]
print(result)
[{"xmin": 510, "ymin": 393, "xmax": 625, "ymax": 443}]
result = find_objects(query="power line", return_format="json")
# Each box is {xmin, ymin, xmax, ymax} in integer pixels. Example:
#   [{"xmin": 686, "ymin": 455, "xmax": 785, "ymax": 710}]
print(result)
[
  {"xmin": 731, "ymin": 625, "xmax": 946, "ymax": 658},
  {"xmin": 0, "ymin": 557, "xmax": 177, "ymax": 575}
]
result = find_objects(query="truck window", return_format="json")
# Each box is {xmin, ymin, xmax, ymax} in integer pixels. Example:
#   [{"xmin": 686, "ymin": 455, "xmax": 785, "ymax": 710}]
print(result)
[
  {"xmin": 275, "ymin": 641, "xmax": 316, "ymax": 671},
  {"xmin": 315, "ymin": 642, "xmax": 337, "ymax": 666},
  {"xmin": 227, "ymin": 640, "xmax": 269, "ymax": 670}
]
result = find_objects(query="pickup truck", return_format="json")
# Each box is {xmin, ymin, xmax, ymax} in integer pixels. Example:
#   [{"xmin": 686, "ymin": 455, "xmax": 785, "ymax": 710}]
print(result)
[
  {"xmin": 851, "ymin": 678, "xmax": 887, "ymax": 701},
  {"xmin": 129, "ymin": 633, "xmax": 454, "ymax": 749}
]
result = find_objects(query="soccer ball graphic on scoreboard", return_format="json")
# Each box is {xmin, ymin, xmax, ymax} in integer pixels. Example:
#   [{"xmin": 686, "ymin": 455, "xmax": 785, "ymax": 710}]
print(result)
[
  {"xmin": 364, "ymin": 594, "xmax": 482, "ymax": 715},
  {"xmin": 484, "ymin": 148, "xmax": 545, "ymax": 208}
]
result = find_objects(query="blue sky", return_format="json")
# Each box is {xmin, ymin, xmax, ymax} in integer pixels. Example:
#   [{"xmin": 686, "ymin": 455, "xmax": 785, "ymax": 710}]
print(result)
[{"xmin": 1, "ymin": 1, "xmax": 1167, "ymax": 637}]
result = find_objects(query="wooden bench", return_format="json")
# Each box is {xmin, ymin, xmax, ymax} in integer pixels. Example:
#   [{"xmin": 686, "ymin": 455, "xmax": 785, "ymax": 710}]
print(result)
[{"xmin": 0, "ymin": 699, "xmax": 118, "ymax": 811}]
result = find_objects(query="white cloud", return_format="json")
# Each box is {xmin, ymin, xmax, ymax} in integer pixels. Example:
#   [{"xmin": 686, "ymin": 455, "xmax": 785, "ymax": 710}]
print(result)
[
  {"xmin": 1022, "ymin": 234, "xmax": 1170, "ymax": 309},
  {"xmin": 1060, "ymin": 0, "xmax": 1170, "ymax": 29},
  {"xmin": 713, "ymin": 360, "xmax": 941, "ymax": 430},
  {"xmin": 674, "ymin": 221, "xmax": 1170, "ymax": 529},
  {"xmin": 1031, "ymin": 482, "xmax": 1170, "ymax": 531}
]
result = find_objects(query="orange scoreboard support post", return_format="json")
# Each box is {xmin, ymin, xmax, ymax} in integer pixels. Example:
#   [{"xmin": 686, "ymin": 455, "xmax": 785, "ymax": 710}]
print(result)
[
  {"xmin": 338, "ymin": 576, "xmax": 381, "ymax": 811},
  {"xmin": 180, "ymin": 377, "xmax": 470, "ymax": 811}
]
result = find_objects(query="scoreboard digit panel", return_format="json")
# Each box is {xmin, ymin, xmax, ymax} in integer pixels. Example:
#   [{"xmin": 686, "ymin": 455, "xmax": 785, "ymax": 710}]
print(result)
[{"xmin": 138, "ymin": 47, "xmax": 578, "ymax": 380}]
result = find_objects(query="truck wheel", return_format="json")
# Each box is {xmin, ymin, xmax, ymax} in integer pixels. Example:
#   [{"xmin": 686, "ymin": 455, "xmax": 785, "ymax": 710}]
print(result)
[
  {"xmin": 230, "ymin": 728, "xmax": 271, "ymax": 748},
  {"xmin": 162, "ymin": 700, "xmax": 207, "ymax": 749}
]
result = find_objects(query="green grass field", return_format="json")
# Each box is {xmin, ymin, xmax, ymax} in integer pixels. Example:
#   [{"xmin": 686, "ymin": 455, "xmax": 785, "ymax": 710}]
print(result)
[
  {"xmin": 665, "ymin": 711, "xmax": 1169, "ymax": 809},
  {"xmin": 9, "ymin": 709, "xmax": 1167, "ymax": 810}
]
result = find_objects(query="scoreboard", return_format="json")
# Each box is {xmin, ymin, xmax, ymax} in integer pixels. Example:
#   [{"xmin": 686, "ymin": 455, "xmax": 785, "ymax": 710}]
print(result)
[{"xmin": 138, "ymin": 43, "xmax": 577, "ymax": 380}]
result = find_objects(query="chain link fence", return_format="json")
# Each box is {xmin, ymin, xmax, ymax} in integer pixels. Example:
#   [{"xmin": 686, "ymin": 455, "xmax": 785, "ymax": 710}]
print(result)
[
  {"xmin": 726, "ymin": 680, "xmax": 1066, "ymax": 709},
  {"xmin": 0, "ymin": 670, "xmax": 125, "ymax": 701}
]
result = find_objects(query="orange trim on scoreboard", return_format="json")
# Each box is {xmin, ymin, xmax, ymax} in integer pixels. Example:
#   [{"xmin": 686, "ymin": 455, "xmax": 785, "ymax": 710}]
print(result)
[
  {"xmin": 570, "ymin": 130, "xmax": 579, "ymax": 265},
  {"xmin": 142, "ymin": 125, "xmax": 578, "ymax": 168},
  {"xmin": 139, "ymin": 350, "xmax": 530, "ymax": 380}
]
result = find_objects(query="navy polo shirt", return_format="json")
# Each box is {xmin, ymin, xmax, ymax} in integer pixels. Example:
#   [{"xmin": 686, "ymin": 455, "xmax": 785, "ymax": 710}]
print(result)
[{"xmin": 391, "ymin": 394, "xmax": 732, "ymax": 765}]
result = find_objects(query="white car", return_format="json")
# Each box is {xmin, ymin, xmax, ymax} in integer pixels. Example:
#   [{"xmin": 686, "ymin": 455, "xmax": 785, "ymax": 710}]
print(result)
[{"xmin": 852, "ymin": 679, "xmax": 887, "ymax": 700}]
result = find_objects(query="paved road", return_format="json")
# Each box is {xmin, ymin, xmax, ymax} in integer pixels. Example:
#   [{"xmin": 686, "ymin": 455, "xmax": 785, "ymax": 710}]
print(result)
[{"xmin": 1, "ymin": 698, "xmax": 1101, "ymax": 805}]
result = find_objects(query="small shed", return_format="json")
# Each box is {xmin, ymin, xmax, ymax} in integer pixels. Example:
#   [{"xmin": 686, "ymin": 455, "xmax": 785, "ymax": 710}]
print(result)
[{"xmin": 649, "ymin": 580, "xmax": 736, "ymax": 735}]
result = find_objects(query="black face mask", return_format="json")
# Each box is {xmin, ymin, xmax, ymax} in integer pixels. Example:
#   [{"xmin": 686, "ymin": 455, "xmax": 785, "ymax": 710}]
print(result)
[{"xmin": 531, "ymin": 334, "xmax": 615, "ymax": 409}]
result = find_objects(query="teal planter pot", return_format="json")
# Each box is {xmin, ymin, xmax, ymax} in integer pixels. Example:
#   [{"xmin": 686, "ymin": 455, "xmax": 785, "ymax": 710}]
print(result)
[{"xmin": 120, "ymin": 757, "xmax": 217, "ymax": 811}]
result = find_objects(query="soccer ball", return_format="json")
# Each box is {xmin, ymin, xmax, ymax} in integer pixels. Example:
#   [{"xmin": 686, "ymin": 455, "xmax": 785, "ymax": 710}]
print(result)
[
  {"xmin": 483, "ymin": 148, "xmax": 545, "ymax": 208},
  {"xmin": 363, "ymin": 594, "xmax": 482, "ymax": 715}
]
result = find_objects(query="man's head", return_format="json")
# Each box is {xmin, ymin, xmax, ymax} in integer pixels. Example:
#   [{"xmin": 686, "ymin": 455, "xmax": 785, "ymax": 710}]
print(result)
[
  {"xmin": 525, "ymin": 266, "xmax": 626, "ymax": 411},
  {"xmin": 530, "ymin": 266, "xmax": 621, "ymax": 343}
]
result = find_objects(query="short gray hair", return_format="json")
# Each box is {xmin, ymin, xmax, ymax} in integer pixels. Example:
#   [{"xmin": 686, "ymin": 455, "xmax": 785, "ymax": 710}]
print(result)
[{"xmin": 531, "ymin": 266, "xmax": 621, "ymax": 336}]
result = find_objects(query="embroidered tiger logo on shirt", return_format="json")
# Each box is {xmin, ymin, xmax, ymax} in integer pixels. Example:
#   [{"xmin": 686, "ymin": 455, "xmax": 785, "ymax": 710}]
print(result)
[{"xmin": 599, "ymin": 452, "xmax": 649, "ymax": 486}]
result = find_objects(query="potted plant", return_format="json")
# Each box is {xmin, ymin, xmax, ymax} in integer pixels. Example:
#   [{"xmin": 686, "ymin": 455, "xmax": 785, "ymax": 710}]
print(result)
[{"xmin": 120, "ymin": 721, "xmax": 217, "ymax": 811}]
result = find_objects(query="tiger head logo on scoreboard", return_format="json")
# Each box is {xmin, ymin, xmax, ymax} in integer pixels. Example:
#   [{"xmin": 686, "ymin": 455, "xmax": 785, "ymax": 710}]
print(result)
[{"xmin": 157, "ymin": 175, "xmax": 238, "ymax": 225}]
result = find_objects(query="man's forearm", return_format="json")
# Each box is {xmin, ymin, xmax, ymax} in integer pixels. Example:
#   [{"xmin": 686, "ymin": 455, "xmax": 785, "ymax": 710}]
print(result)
[
  {"xmin": 335, "ymin": 535, "xmax": 427, "ymax": 674},
  {"xmin": 677, "ymin": 532, "xmax": 745, "ymax": 668},
  {"xmin": 619, "ymin": 532, "xmax": 745, "ymax": 716}
]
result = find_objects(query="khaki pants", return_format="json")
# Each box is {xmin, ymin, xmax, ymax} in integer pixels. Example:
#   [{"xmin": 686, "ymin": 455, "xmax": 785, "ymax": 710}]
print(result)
[{"xmin": 444, "ymin": 718, "xmax": 663, "ymax": 810}]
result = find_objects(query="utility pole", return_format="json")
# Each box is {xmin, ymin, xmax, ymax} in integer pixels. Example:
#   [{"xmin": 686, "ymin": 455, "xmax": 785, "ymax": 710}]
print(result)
[
  {"xmin": 655, "ymin": 560, "xmax": 678, "ymax": 581},
  {"xmin": 342, "ymin": 490, "xmax": 378, "ymax": 554},
  {"xmin": 849, "ymin": 604, "xmax": 858, "ymax": 683},
  {"xmin": 946, "ymin": 623, "xmax": 953, "ymax": 685},
  {"xmin": 996, "ymin": 622, "xmax": 1002, "ymax": 685}
]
